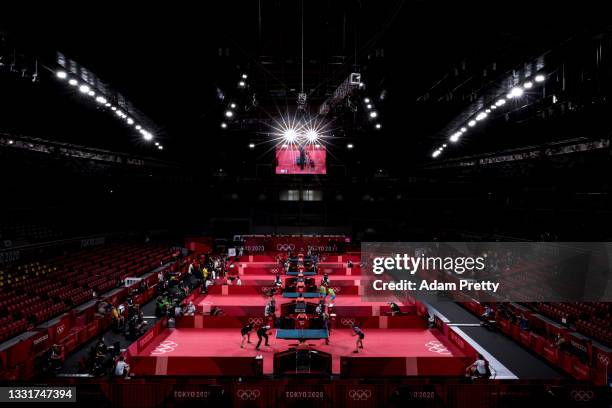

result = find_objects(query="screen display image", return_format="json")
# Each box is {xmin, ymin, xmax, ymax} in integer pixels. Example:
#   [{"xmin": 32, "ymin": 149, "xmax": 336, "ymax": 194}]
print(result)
[{"xmin": 275, "ymin": 145, "xmax": 326, "ymax": 175}]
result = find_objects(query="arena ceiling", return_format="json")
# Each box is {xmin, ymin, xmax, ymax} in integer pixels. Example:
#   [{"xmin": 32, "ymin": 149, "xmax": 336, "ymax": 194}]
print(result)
[{"xmin": 0, "ymin": 1, "xmax": 607, "ymax": 175}]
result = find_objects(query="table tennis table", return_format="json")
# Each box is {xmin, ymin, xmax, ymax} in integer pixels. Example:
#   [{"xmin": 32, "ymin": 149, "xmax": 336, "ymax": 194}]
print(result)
[{"xmin": 276, "ymin": 329, "xmax": 328, "ymax": 340}]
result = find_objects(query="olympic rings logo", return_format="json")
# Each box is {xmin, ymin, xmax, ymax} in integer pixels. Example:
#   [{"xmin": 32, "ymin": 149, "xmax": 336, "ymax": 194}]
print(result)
[
  {"xmin": 570, "ymin": 390, "xmax": 594, "ymax": 402},
  {"xmin": 340, "ymin": 318, "xmax": 356, "ymax": 326},
  {"xmin": 277, "ymin": 244, "xmax": 295, "ymax": 251},
  {"xmin": 236, "ymin": 389, "xmax": 261, "ymax": 400},
  {"xmin": 597, "ymin": 353, "xmax": 609, "ymax": 366},
  {"xmin": 348, "ymin": 389, "xmax": 372, "ymax": 400},
  {"xmin": 248, "ymin": 317, "xmax": 265, "ymax": 325},
  {"xmin": 151, "ymin": 340, "xmax": 178, "ymax": 355},
  {"xmin": 425, "ymin": 340, "xmax": 451, "ymax": 355}
]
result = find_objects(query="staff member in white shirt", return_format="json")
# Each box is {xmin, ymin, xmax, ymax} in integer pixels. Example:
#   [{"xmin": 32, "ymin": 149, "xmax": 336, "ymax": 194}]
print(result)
[{"xmin": 114, "ymin": 356, "xmax": 130, "ymax": 377}]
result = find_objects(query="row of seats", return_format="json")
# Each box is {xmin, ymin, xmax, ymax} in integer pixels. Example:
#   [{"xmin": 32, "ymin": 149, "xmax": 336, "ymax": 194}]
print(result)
[
  {"xmin": 0, "ymin": 242, "xmax": 173, "ymax": 343},
  {"xmin": 536, "ymin": 302, "xmax": 611, "ymax": 345}
]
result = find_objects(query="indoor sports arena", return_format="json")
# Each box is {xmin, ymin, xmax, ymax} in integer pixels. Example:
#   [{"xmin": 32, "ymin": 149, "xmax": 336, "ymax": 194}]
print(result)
[{"xmin": 0, "ymin": 2, "xmax": 611, "ymax": 407}]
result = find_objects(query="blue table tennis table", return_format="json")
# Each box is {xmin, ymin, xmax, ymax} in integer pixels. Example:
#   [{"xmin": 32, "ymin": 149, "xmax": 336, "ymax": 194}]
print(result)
[
  {"xmin": 282, "ymin": 292, "xmax": 320, "ymax": 298},
  {"xmin": 276, "ymin": 329, "xmax": 328, "ymax": 340},
  {"xmin": 286, "ymin": 271, "xmax": 317, "ymax": 276}
]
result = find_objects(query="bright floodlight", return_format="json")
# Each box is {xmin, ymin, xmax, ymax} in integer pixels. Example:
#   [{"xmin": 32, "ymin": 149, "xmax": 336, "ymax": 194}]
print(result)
[
  {"xmin": 68, "ymin": 79, "xmax": 78, "ymax": 86},
  {"xmin": 111, "ymin": 106, "xmax": 117, "ymax": 111},
  {"xmin": 158, "ymin": 145, "xmax": 164, "ymax": 150},
  {"xmin": 242, "ymin": 74, "xmax": 248, "ymax": 79},
  {"xmin": 238, "ymin": 81, "xmax": 246, "ymax": 87},
  {"xmin": 225, "ymin": 110, "xmax": 234, "ymax": 118},
  {"xmin": 369, "ymin": 111, "xmax": 378, "ymax": 118},
  {"xmin": 347, "ymin": 143, "xmax": 354, "ymax": 149},
  {"xmin": 468, "ymin": 120, "xmax": 476, "ymax": 127},
  {"xmin": 248, "ymin": 143, "xmax": 255, "ymax": 149},
  {"xmin": 283, "ymin": 128, "xmax": 298, "ymax": 142},
  {"xmin": 56, "ymin": 71, "xmax": 67, "ymax": 79},
  {"xmin": 366, "ymin": 104, "xmax": 372, "ymax": 109},
  {"xmin": 230, "ymin": 102, "xmax": 237, "ymax": 109},
  {"xmin": 79, "ymin": 84, "xmax": 90, "ymax": 93},
  {"xmin": 95, "ymin": 96, "xmax": 107, "ymax": 104},
  {"xmin": 523, "ymin": 81, "xmax": 533, "ymax": 89},
  {"xmin": 460, "ymin": 127, "xmax": 467, "ymax": 132},
  {"xmin": 142, "ymin": 131, "xmax": 153, "ymax": 141},
  {"xmin": 127, "ymin": 118, "xmax": 134, "ymax": 125},
  {"xmin": 375, "ymin": 123, "xmax": 382, "ymax": 129},
  {"xmin": 306, "ymin": 129, "xmax": 319, "ymax": 142},
  {"xmin": 432, "ymin": 150, "xmax": 441, "ymax": 158},
  {"xmin": 88, "ymin": 90, "xmax": 95, "ymax": 96},
  {"xmin": 507, "ymin": 87, "xmax": 524, "ymax": 99},
  {"xmin": 155, "ymin": 142, "xmax": 159, "ymax": 146},
  {"xmin": 135, "ymin": 125, "xmax": 142, "ymax": 130},
  {"xmin": 495, "ymin": 98, "xmax": 506, "ymax": 107},
  {"xmin": 535, "ymin": 74, "xmax": 545, "ymax": 82},
  {"xmin": 485, "ymin": 109, "xmax": 491, "ymax": 113},
  {"xmin": 491, "ymin": 105, "xmax": 497, "ymax": 109},
  {"xmin": 220, "ymin": 122, "xmax": 227, "ymax": 129},
  {"xmin": 364, "ymin": 97, "xmax": 371, "ymax": 103},
  {"xmin": 475, "ymin": 112, "xmax": 488, "ymax": 121},
  {"xmin": 450, "ymin": 132, "xmax": 461, "ymax": 142}
]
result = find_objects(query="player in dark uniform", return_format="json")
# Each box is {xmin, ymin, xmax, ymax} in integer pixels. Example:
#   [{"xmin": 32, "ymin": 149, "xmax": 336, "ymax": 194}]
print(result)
[
  {"xmin": 389, "ymin": 302, "xmax": 401, "ymax": 316},
  {"xmin": 351, "ymin": 324, "xmax": 365, "ymax": 353},
  {"xmin": 256, "ymin": 325, "xmax": 271, "ymax": 350},
  {"xmin": 240, "ymin": 322, "xmax": 254, "ymax": 348}
]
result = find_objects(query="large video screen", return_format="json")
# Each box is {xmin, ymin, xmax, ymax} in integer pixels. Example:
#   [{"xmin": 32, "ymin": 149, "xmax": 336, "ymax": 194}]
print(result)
[{"xmin": 275, "ymin": 145, "xmax": 326, "ymax": 175}]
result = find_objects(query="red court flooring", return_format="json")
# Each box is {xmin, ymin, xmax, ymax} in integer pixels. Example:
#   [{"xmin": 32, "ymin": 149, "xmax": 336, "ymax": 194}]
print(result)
[
  {"xmin": 195, "ymin": 294, "xmax": 405, "ymax": 316},
  {"xmin": 136, "ymin": 328, "xmax": 466, "ymax": 375}
]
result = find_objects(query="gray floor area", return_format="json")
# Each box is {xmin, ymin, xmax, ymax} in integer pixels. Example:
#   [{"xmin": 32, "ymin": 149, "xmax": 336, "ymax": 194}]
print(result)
[{"xmin": 426, "ymin": 298, "xmax": 566, "ymax": 379}]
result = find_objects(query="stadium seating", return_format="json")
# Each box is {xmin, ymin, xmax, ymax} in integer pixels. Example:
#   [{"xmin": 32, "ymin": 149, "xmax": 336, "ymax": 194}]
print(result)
[{"xmin": 0, "ymin": 243, "xmax": 173, "ymax": 343}]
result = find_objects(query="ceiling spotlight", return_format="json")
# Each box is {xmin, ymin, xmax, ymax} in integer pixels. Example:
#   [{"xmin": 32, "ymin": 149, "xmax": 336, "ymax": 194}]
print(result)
[
  {"xmin": 366, "ymin": 104, "xmax": 373, "ymax": 109},
  {"xmin": 283, "ymin": 128, "xmax": 298, "ymax": 142},
  {"xmin": 495, "ymin": 98, "xmax": 506, "ymax": 107},
  {"xmin": 364, "ymin": 98, "xmax": 370, "ymax": 103},
  {"xmin": 238, "ymin": 81, "xmax": 246, "ymax": 88},
  {"xmin": 136, "ymin": 125, "xmax": 142, "ymax": 130},
  {"xmin": 88, "ymin": 90, "xmax": 95, "ymax": 96},
  {"xmin": 460, "ymin": 127, "xmax": 467, "ymax": 132},
  {"xmin": 242, "ymin": 74, "xmax": 248, "ymax": 79},
  {"xmin": 347, "ymin": 143, "xmax": 354, "ymax": 149},
  {"xmin": 8, "ymin": 140, "xmax": 14, "ymax": 144},
  {"xmin": 248, "ymin": 143, "xmax": 255, "ymax": 149},
  {"xmin": 468, "ymin": 120, "xmax": 476, "ymax": 127},
  {"xmin": 491, "ymin": 105, "xmax": 497, "ymax": 109},
  {"xmin": 225, "ymin": 110, "xmax": 234, "ymax": 118},
  {"xmin": 155, "ymin": 142, "xmax": 159, "ymax": 146},
  {"xmin": 432, "ymin": 150, "xmax": 441, "ymax": 158},
  {"xmin": 68, "ymin": 79, "xmax": 78, "ymax": 86},
  {"xmin": 158, "ymin": 145, "xmax": 164, "ymax": 150},
  {"xmin": 535, "ymin": 74, "xmax": 545, "ymax": 82},
  {"xmin": 375, "ymin": 123, "xmax": 382, "ymax": 129},
  {"xmin": 127, "ymin": 118, "xmax": 134, "ymax": 125},
  {"xmin": 220, "ymin": 122, "xmax": 227, "ymax": 129},
  {"xmin": 95, "ymin": 96, "xmax": 107, "ymax": 104},
  {"xmin": 475, "ymin": 112, "xmax": 488, "ymax": 121},
  {"xmin": 230, "ymin": 102, "xmax": 237, "ymax": 109},
  {"xmin": 523, "ymin": 81, "xmax": 533, "ymax": 89},
  {"xmin": 306, "ymin": 129, "xmax": 319, "ymax": 142},
  {"xmin": 442, "ymin": 144, "xmax": 447, "ymax": 148},
  {"xmin": 56, "ymin": 71, "xmax": 67, "ymax": 79},
  {"xmin": 111, "ymin": 106, "xmax": 117, "ymax": 111},
  {"xmin": 485, "ymin": 109, "xmax": 491, "ymax": 113},
  {"xmin": 450, "ymin": 132, "xmax": 462, "ymax": 142},
  {"xmin": 369, "ymin": 111, "xmax": 378, "ymax": 118},
  {"xmin": 507, "ymin": 87, "xmax": 524, "ymax": 99},
  {"xmin": 143, "ymin": 132, "xmax": 153, "ymax": 141},
  {"xmin": 105, "ymin": 102, "xmax": 111, "ymax": 107},
  {"xmin": 78, "ymin": 84, "xmax": 90, "ymax": 93}
]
